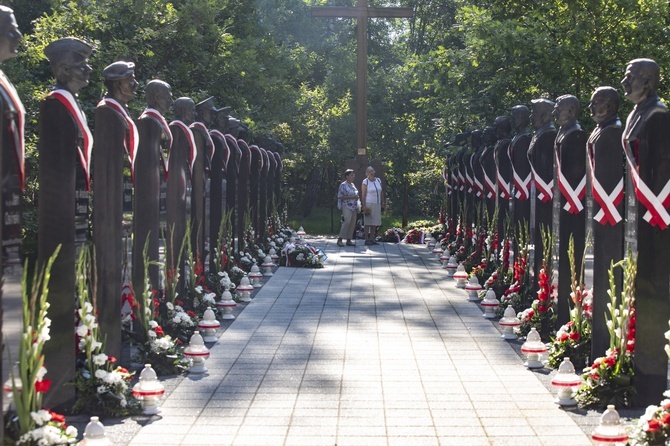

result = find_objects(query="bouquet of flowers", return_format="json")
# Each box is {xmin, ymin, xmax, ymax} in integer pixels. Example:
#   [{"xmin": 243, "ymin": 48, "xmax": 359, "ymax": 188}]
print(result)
[
  {"xmin": 546, "ymin": 236, "xmax": 593, "ymax": 370},
  {"xmin": 575, "ymin": 254, "xmax": 636, "ymax": 410},
  {"xmin": 5, "ymin": 246, "xmax": 79, "ymax": 445},
  {"xmin": 518, "ymin": 225, "xmax": 557, "ymax": 341},
  {"xmin": 281, "ymin": 242, "xmax": 325, "ymax": 268},
  {"xmin": 73, "ymin": 247, "xmax": 139, "ymax": 416},
  {"xmin": 133, "ymin": 246, "xmax": 186, "ymax": 375},
  {"xmin": 628, "ymin": 320, "xmax": 670, "ymax": 445},
  {"xmin": 401, "ymin": 228, "xmax": 424, "ymax": 244},
  {"xmin": 381, "ymin": 227, "xmax": 405, "ymax": 243}
]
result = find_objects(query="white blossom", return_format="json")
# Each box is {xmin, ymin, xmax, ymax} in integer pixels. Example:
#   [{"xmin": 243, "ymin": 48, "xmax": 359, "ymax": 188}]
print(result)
[
  {"xmin": 76, "ymin": 324, "xmax": 89, "ymax": 337},
  {"xmin": 36, "ymin": 366, "xmax": 48, "ymax": 381},
  {"xmin": 30, "ymin": 410, "xmax": 51, "ymax": 426},
  {"xmin": 92, "ymin": 353, "xmax": 108, "ymax": 366},
  {"xmin": 94, "ymin": 369, "xmax": 108, "ymax": 379},
  {"xmin": 149, "ymin": 320, "xmax": 158, "ymax": 329}
]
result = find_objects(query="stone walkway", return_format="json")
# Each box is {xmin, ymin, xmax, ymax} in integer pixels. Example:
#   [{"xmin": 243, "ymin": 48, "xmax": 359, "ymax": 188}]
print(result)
[{"xmin": 88, "ymin": 238, "xmax": 608, "ymax": 446}]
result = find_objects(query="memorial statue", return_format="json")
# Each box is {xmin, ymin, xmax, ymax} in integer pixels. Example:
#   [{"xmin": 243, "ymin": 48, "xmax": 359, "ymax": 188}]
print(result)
[
  {"xmin": 0, "ymin": 7, "xmax": 23, "ymax": 418},
  {"xmin": 38, "ymin": 36, "xmax": 93, "ymax": 407},
  {"xmin": 480, "ymin": 126, "xmax": 498, "ymax": 222},
  {"xmin": 553, "ymin": 94, "xmax": 587, "ymax": 327},
  {"xmin": 509, "ymin": 105, "xmax": 532, "ymax": 233},
  {"xmin": 470, "ymin": 130, "xmax": 485, "ymax": 227},
  {"xmin": 134, "ymin": 80, "xmax": 173, "ymax": 295},
  {"xmin": 494, "ymin": 116, "xmax": 513, "ymax": 237},
  {"xmin": 209, "ymin": 106, "xmax": 231, "ymax": 269},
  {"xmin": 93, "ymin": 60, "xmax": 138, "ymax": 362},
  {"xmin": 167, "ymin": 97, "xmax": 196, "ymax": 298},
  {"xmin": 0, "ymin": 6, "xmax": 23, "ymax": 268},
  {"xmin": 453, "ymin": 134, "xmax": 468, "ymax": 228},
  {"xmin": 236, "ymin": 123, "xmax": 251, "ymax": 252},
  {"xmin": 191, "ymin": 97, "xmax": 216, "ymax": 261},
  {"xmin": 586, "ymin": 86, "xmax": 623, "ymax": 362},
  {"xmin": 527, "ymin": 98, "xmax": 556, "ymax": 282},
  {"xmin": 621, "ymin": 58, "xmax": 670, "ymax": 406}
]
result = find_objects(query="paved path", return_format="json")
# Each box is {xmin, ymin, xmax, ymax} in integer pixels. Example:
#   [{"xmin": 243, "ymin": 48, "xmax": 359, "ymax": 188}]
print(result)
[{"xmin": 108, "ymin": 239, "xmax": 598, "ymax": 446}]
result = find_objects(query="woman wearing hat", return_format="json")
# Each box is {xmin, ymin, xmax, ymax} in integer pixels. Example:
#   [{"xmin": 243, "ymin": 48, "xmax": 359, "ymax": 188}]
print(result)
[{"xmin": 336, "ymin": 169, "xmax": 358, "ymax": 247}]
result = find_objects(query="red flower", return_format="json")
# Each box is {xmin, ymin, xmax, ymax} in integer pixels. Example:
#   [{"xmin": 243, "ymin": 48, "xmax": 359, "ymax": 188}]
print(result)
[
  {"xmin": 187, "ymin": 310, "xmax": 196, "ymax": 318},
  {"xmin": 538, "ymin": 305, "xmax": 547, "ymax": 313},
  {"xmin": 49, "ymin": 411, "xmax": 65, "ymax": 424},
  {"xmin": 647, "ymin": 419, "xmax": 661, "ymax": 432},
  {"xmin": 589, "ymin": 371, "xmax": 600, "ymax": 380},
  {"xmin": 118, "ymin": 367, "xmax": 129, "ymax": 374},
  {"xmin": 35, "ymin": 379, "xmax": 51, "ymax": 393},
  {"xmin": 155, "ymin": 326, "xmax": 164, "ymax": 336},
  {"xmin": 108, "ymin": 356, "xmax": 117, "ymax": 364},
  {"xmin": 557, "ymin": 333, "xmax": 569, "ymax": 342},
  {"xmin": 661, "ymin": 412, "xmax": 670, "ymax": 425},
  {"xmin": 603, "ymin": 355, "xmax": 617, "ymax": 368},
  {"xmin": 569, "ymin": 331, "xmax": 580, "ymax": 341}
]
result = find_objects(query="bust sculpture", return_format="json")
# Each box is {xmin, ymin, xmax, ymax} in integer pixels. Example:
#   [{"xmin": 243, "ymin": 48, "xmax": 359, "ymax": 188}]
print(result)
[
  {"xmin": 93, "ymin": 60, "xmax": 138, "ymax": 361},
  {"xmin": 208, "ymin": 106, "xmax": 231, "ymax": 268},
  {"xmin": 586, "ymin": 86, "xmax": 623, "ymax": 362},
  {"xmin": 480, "ymin": 126, "xmax": 498, "ymax": 221},
  {"xmin": 621, "ymin": 58, "xmax": 670, "ymax": 406},
  {"xmin": 510, "ymin": 105, "xmax": 532, "ymax": 230},
  {"xmin": 527, "ymin": 98, "xmax": 556, "ymax": 282},
  {"xmin": 553, "ymin": 94, "xmax": 587, "ymax": 326},
  {"xmin": 38, "ymin": 36, "xmax": 93, "ymax": 407},
  {"xmin": 0, "ymin": 6, "xmax": 23, "ymax": 268},
  {"xmin": 134, "ymin": 80, "xmax": 172, "ymax": 292},
  {"xmin": 493, "ymin": 116, "xmax": 513, "ymax": 236},
  {"xmin": 190, "ymin": 97, "xmax": 216, "ymax": 259},
  {"xmin": 167, "ymin": 97, "xmax": 196, "ymax": 298}
]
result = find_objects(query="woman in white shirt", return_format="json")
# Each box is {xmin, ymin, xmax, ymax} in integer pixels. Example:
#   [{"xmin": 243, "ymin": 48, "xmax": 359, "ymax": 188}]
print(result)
[{"xmin": 361, "ymin": 166, "xmax": 383, "ymax": 245}]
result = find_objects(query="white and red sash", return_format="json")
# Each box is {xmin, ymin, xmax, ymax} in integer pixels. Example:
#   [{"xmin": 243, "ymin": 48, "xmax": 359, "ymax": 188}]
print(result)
[
  {"xmin": 528, "ymin": 160, "xmax": 553, "ymax": 203},
  {"xmin": 47, "ymin": 89, "xmax": 93, "ymax": 190},
  {"xmin": 483, "ymin": 170, "xmax": 496, "ymax": 199},
  {"xmin": 0, "ymin": 71, "xmax": 24, "ymax": 190},
  {"xmin": 169, "ymin": 120, "xmax": 197, "ymax": 175},
  {"xmin": 209, "ymin": 130, "xmax": 230, "ymax": 168},
  {"xmin": 555, "ymin": 145, "xmax": 586, "ymax": 214},
  {"xmin": 224, "ymin": 134, "xmax": 242, "ymax": 172},
  {"xmin": 261, "ymin": 148, "xmax": 270, "ymax": 173},
  {"xmin": 464, "ymin": 171, "xmax": 473, "ymax": 193},
  {"xmin": 456, "ymin": 169, "xmax": 464, "ymax": 191},
  {"xmin": 139, "ymin": 108, "xmax": 172, "ymax": 178},
  {"xmin": 99, "ymin": 97, "xmax": 139, "ymax": 178},
  {"xmin": 250, "ymin": 145, "xmax": 264, "ymax": 171},
  {"xmin": 238, "ymin": 139, "xmax": 252, "ymax": 173},
  {"xmin": 497, "ymin": 171, "xmax": 511, "ymax": 200},
  {"xmin": 587, "ymin": 142, "xmax": 623, "ymax": 226},
  {"xmin": 190, "ymin": 121, "xmax": 215, "ymax": 165},
  {"xmin": 509, "ymin": 142, "xmax": 531, "ymax": 200},
  {"xmin": 624, "ymin": 138, "xmax": 670, "ymax": 229}
]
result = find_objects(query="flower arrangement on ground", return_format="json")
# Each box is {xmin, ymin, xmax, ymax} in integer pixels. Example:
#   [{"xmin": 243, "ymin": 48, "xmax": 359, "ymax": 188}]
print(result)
[
  {"xmin": 401, "ymin": 228, "xmax": 424, "ymax": 244},
  {"xmin": 628, "ymin": 320, "xmax": 670, "ymax": 445},
  {"xmin": 5, "ymin": 246, "xmax": 79, "ymax": 445},
  {"xmin": 381, "ymin": 227, "xmax": 405, "ymax": 243},
  {"xmin": 280, "ymin": 241, "xmax": 325, "ymax": 268},
  {"xmin": 496, "ymin": 224, "xmax": 533, "ymax": 317},
  {"xmin": 575, "ymin": 253, "xmax": 636, "ymax": 410},
  {"xmin": 546, "ymin": 236, "xmax": 593, "ymax": 370},
  {"xmin": 518, "ymin": 225, "xmax": 557, "ymax": 341},
  {"xmin": 73, "ymin": 246, "xmax": 140, "ymax": 417},
  {"xmin": 132, "ymin": 242, "xmax": 186, "ymax": 376}
]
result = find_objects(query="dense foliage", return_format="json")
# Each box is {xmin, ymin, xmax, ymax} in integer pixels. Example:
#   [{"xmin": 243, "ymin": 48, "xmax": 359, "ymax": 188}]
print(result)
[{"xmin": 6, "ymin": 0, "xmax": 670, "ymax": 235}]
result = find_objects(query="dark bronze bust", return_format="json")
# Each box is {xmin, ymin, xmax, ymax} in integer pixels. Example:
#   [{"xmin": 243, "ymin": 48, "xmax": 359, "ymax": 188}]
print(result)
[
  {"xmin": 621, "ymin": 58, "xmax": 670, "ymax": 406},
  {"xmin": 93, "ymin": 60, "xmax": 138, "ymax": 363},
  {"xmin": 38, "ymin": 36, "xmax": 93, "ymax": 408}
]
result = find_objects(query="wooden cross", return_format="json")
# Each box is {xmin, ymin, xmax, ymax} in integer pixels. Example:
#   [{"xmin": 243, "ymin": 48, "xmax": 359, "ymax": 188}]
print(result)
[{"xmin": 312, "ymin": 0, "xmax": 413, "ymax": 159}]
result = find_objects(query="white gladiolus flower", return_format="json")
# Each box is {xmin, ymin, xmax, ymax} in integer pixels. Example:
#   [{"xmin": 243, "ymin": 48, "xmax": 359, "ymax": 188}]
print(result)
[
  {"xmin": 65, "ymin": 425, "xmax": 78, "ymax": 437},
  {"xmin": 94, "ymin": 369, "xmax": 108, "ymax": 379},
  {"xmin": 204, "ymin": 293, "xmax": 216, "ymax": 304},
  {"xmin": 37, "ymin": 325, "xmax": 50, "ymax": 343},
  {"xmin": 148, "ymin": 330, "xmax": 156, "ymax": 338},
  {"xmin": 149, "ymin": 320, "xmax": 158, "ymax": 329},
  {"xmin": 36, "ymin": 366, "xmax": 48, "ymax": 381},
  {"xmin": 92, "ymin": 341, "xmax": 103, "ymax": 351},
  {"xmin": 76, "ymin": 324, "xmax": 89, "ymax": 337},
  {"xmin": 30, "ymin": 410, "xmax": 51, "ymax": 426},
  {"xmin": 92, "ymin": 353, "xmax": 108, "ymax": 366},
  {"xmin": 166, "ymin": 302, "xmax": 174, "ymax": 310},
  {"xmin": 195, "ymin": 286, "xmax": 203, "ymax": 294}
]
